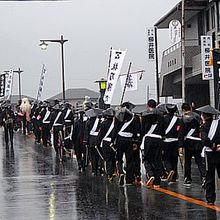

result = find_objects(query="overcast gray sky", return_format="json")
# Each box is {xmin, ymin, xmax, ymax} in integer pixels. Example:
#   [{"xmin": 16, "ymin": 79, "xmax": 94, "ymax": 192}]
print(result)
[{"xmin": 0, "ymin": 0, "xmax": 179, "ymax": 104}]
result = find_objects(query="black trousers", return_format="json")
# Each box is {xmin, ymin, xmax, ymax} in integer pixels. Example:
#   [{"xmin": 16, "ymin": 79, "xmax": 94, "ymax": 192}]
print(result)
[
  {"xmin": 74, "ymin": 140, "xmax": 86, "ymax": 170},
  {"xmin": 116, "ymin": 138, "xmax": 134, "ymax": 183},
  {"xmin": 184, "ymin": 147, "xmax": 206, "ymax": 181},
  {"xmin": 163, "ymin": 141, "xmax": 179, "ymax": 180},
  {"xmin": 89, "ymin": 135, "xmax": 100, "ymax": 174},
  {"xmin": 42, "ymin": 124, "xmax": 51, "ymax": 147},
  {"xmin": 4, "ymin": 124, "xmax": 13, "ymax": 146},
  {"xmin": 133, "ymin": 148, "xmax": 141, "ymax": 177},
  {"xmin": 144, "ymin": 137, "xmax": 163, "ymax": 185},
  {"xmin": 102, "ymin": 140, "xmax": 115, "ymax": 176},
  {"xmin": 53, "ymin": 126, "xmax": 63, "ymax": 153},
  {"xmin": 206, "ymin": 152, "xmax": 220, "ymax": 203}
]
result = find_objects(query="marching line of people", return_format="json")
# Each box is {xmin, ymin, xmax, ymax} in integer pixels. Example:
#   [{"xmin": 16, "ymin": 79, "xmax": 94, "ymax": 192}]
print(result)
[{"xmin": 0, "ymin": 97, "xmax": 220, "ymax": 206}]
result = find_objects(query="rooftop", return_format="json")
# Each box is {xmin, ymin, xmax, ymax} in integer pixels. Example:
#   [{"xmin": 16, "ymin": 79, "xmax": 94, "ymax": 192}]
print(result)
[
  {"xmin": 155, "ymin": 0, "xmax": 208, "ymax": 29},
  {"xmin": 48, "ymin": 88, "xmax": 99, "ymax": 100}
]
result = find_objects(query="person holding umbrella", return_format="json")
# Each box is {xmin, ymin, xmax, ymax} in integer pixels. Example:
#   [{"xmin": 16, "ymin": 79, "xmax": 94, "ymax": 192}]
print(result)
[
  {"xmin": 197, "ymin": 105, "xmax": 220, "ymax": 205},
  {"xmin": 96, "ymin": 107, "xmax": 116, "ymax": 182},
  {"xmin": 111, "ymin": 102, "xmax": 139, "ymax": 186}
]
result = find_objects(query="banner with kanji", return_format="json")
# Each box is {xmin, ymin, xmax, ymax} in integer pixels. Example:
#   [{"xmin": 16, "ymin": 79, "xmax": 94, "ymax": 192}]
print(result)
[
  {"xmin": 37, "ymin": 64, "xmax": 46, "ymax": 101},
  {"xmin": 5, "ymin": 70, "xmax": 13, "ymax": 100},
  {"xmin": 120, "ymin": 73, "xmax": 138, "ymax": 91},
  {"xmin": 103, "ymin": 49, "xmax": 126, "ymax": 104},
  {"xmin": 0, "ymin": 73, "xmax": 6, "ymax": 98}
]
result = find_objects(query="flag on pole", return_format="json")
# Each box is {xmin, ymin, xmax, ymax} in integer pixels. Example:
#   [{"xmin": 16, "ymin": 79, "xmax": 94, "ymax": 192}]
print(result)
[
  {"xmin": 37, "ymin": 64, "xmax": 46, "ymax": 101},
  {"xmin": 0, "ymin": 72, "xmax": 6, "ymax": 98},
  {"xmin": 120, "ymin": 73, "xmax": 138, "ymax": 91},
  {"xmin": 5, "ymin": 70, "xmax": 13, "ymax": 100},
  {"xmin": 103, "ymin": 48, "xmax": 126, "ymax": 105}
]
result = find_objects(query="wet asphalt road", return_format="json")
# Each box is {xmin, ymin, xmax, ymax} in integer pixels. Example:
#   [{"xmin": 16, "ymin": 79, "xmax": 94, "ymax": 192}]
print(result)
[{"xmin": 0, "ymin": 129, "xmax": 220, "ymax": 220}]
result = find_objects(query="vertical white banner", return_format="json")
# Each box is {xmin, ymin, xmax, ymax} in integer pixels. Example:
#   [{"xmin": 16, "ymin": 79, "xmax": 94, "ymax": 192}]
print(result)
[
  {"xmin": 169, "ymin": 20, "xmax": 181, "ymax": 44},
  {"xmin": 0, "ymin": 73, "xmax": 6, "ymax": 98},
  {"xmin": 104, "ymin": 49, "xmax": 126, "ymax": 104},
  {"xmin": 147, "ymin": 27, "xmax": 155, "ymax": 61},
  {"xmin": 120, "ymin": 73, "xmax": 138, "ymax": 91},
  {"xmin": 37, "ymin": 64, "xmax": 46, "ymax": 101},
  {"xmin": 5, "ymin": 70, "xmax": 13, "ymax": 99},
  {"xmin": 201, "ymin": 35, "xmax": 213, "ymax": 80}
]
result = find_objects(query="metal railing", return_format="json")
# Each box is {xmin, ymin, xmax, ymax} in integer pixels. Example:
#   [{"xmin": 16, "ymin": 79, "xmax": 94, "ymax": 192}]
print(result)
[{"xmin": 163, "ymin": 41, "xmax": 181, "ymax": 57}]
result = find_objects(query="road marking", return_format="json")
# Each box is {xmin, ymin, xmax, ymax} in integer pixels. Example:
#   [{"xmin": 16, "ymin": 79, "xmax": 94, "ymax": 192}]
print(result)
[{"xmin": 141, "ymin": 181, "xmax": 220, "ymax": 212}]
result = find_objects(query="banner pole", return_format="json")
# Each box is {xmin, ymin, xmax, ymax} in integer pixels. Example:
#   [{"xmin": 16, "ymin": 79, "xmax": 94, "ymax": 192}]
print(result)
[{"xmin": 120, "ymin": 62, "xmax": 132, "ymax": 105}]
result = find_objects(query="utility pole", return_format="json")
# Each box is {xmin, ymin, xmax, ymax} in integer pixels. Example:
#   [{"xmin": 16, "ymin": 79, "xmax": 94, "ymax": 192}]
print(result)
[
  {"xmin": 181, "ymin": 0, "xmax": 186, "ymax": 103},
  {"xmin": 154, "ymin": 26, "xmax": 160, "ymax": 104}
]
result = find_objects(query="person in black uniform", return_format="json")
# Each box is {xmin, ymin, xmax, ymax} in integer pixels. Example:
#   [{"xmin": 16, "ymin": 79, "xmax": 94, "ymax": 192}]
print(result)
[
  {"xmin": 162, "ymin": 104, "xmax": 181, "ymax": 182},
  {"xmin": 50, "ymin": 104, "xmax": 65, "ymax": 155},
  {"xmin": 84, "ymin": 109, "xmax": 102, "ymax": 175},
  {"xmin": 0, "ymin": 103, "xmax": 16, "ymax": 147},
  {"xmin": 179, "ymin": 103, "xmax": 206, "ymax": 186},
  {"xmin": 63, "ymin": 102, "xmax": 74, "ymax": 152},
  {"xmin": 97, "ymin": 108, "xmax": 115, "ymax": 182},
  {"xmin": 111, "ymin": 104, "xmax": 139, "ymax": 186},
  {"xmin": 141, "ymin": 99, "xmax": 165, "ymax": 187},
  {"xmin": 121, "ymin": 102, "xmax": 142, "ymax": 184},
  {"xmin": 197, "ymin": 105, "xmax": 220, "ymax": 205},
  {"xmin": 73, "ymin": 111, "xmax": 86, "ymax": 172},
  {"xmin": 39, "ymin": 102, "xmax": 52, "ymax": 147}
]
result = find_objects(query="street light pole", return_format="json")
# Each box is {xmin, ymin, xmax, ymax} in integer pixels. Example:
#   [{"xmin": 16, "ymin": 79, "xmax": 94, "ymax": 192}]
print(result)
[
  {"xmin": 40, "ymin": 35, "xmax": 68, "ymax": 101},
  {"xmin": 13, "ymin": 68, "xmax": 23, "ymax": 101}
]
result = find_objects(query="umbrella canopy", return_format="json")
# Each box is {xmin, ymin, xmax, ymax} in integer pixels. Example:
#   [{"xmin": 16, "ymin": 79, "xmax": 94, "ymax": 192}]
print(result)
[
  {"xmin": 85, "ymin": 108, "xmax": 103, "ymax": 118},
  {"xmin": 196, "ymin": 105, "xmax": 220, "ymax": 115},
  {"xmin": 52, "ymin": 104, "xmax": 61, "ymax": 110},
  {"xmin": 183, "ymin": 111, "xmax": 201, "ymax": 124},
  {"xmin": 156, "ymin": 103, "xmax": 168, "ymax": 114},
  {"xmin": 121, "ymin": 101, "xmax": 136, "ymax": 111},
  {"xmin": 115, "ymin": 107, "xmax": 133, "ymax": 122},
  {"xmin": 103, "ymin": 107, "xmax": 115, "ymax": 117},
  {"xmin": 142, "ymin": 108, "xmax": 161, "ymax": 117}
]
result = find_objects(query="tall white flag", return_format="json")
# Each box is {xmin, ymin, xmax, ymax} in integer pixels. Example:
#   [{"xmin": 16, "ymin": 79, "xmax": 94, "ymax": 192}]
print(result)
[
  {"xmin": 104, "ymin": 49, "xmax": 126, "ymax": 104},
  {"xmin": 120, "ymin": 73, "xmax": 138, "ymax": 91},
  {"xmin": 5, "ymin": 70, "xmax": 13, "ymax": 100},
  {"xmin": 37, "ymin": 64, "xmax": 46, "ymax": 101}
]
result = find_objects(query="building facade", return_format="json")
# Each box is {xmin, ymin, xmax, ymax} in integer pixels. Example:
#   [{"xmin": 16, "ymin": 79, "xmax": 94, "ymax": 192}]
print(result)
[{"xmin": 155, "ymin": 0, "xmax": 220, "ymax": 107}]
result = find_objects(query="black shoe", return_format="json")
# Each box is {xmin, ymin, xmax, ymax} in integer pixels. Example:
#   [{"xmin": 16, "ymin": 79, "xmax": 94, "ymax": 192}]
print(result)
[
  {"xmin": 183, "ymin": 178, "xmax": 191, "ymax": 186},
  {"xmin": 135, "ymin": 176, "xmax": 141, "ymax": 184},
  {"xmin": 119, "ymin": 174, "xmax": 125, "ymax": 186},
  {"xmin": 207, "ymin": 201, "xmax": 215, "ymax": 206}
]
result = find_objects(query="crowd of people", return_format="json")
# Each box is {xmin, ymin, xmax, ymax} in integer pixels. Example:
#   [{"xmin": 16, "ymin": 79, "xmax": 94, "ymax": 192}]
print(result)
[{"xmin": 0, "ymin": 97, "xmax": 220, "ymax": 206}]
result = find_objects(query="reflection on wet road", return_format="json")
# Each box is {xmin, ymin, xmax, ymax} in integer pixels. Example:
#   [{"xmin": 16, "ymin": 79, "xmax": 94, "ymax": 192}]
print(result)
[{"xmin": 0, "ymin": 130, "xmax": 219, "ymax": 220}]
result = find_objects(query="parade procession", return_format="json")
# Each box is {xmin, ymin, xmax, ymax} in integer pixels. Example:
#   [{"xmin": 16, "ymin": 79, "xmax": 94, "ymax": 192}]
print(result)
[{"xmin": 2, "ymin": 0, "xmax": 220, "ymax": 219}]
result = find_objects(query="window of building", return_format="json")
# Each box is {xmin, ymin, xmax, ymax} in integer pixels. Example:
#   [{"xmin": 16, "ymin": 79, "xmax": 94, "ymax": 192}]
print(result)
[
  {"xmin": 217, "ymin": 2, "xmax": 220, "ymax": 31},
  {"xmin": 211, "ymin": 6, "xmax": 215, "ymax": 29},
  {"xmin": 206, "ymin": 9, "xmax": 210, "ymax": 31}
]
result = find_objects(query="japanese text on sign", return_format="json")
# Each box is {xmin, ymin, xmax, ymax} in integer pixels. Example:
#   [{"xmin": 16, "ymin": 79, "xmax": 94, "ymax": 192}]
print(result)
[
  {"xmin": 201, "ymin": 35, "xmax": 213, "ymax": 80},
  {"xmin": 147, "ymin": 27, "xmax": 155, "ymax": 61}
]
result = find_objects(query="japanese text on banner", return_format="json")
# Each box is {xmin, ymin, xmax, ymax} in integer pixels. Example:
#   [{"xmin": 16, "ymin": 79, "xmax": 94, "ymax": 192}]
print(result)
[{"xmin": 104, "ymin": 49, "xmax": 126, "ymax": 105}]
